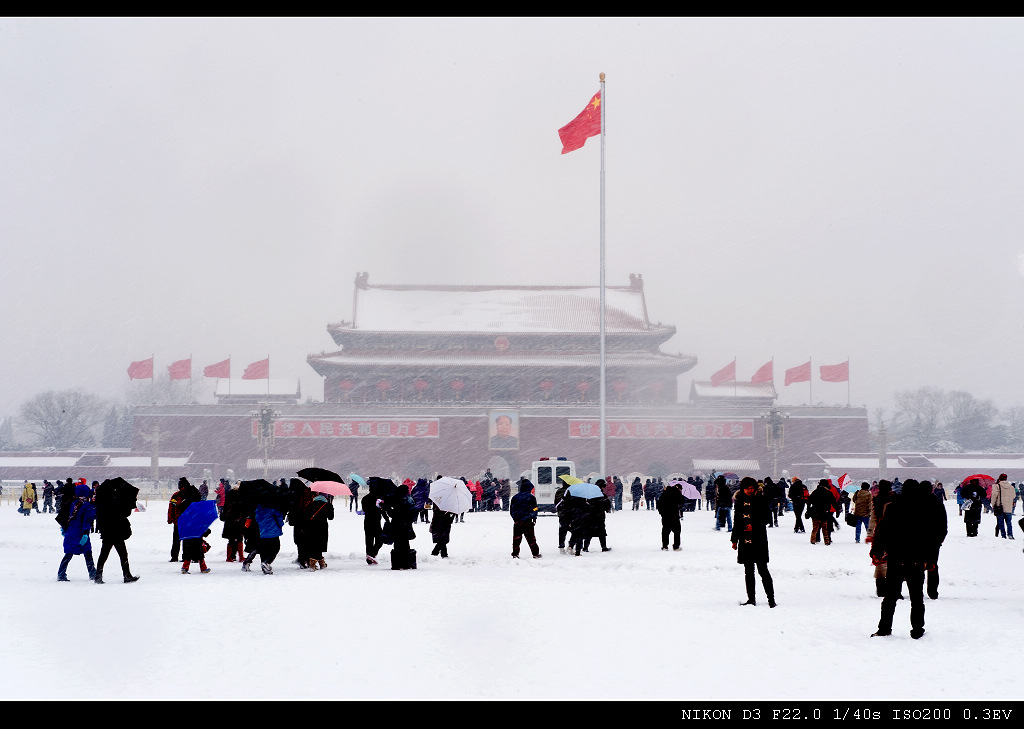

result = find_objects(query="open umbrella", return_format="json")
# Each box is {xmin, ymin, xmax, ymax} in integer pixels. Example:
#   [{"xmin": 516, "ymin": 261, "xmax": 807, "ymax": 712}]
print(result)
[
  {"xmin": 297, "ymin": 467, "xmax": 344, "ymax": 484},
  {"xmin": 348, "ymin": 473, "xmax": 367, "ymax": 487},
  {"xmin": 668, "ymin": 479, "xmax": 701, "ymax": 500},
  {"xmin": 309, "ymin": 480, "xmax": 350, "ymax": 496},
  {"xmin": 98, "ymin": 476, "xmax": 140, "ymax": 510},
  {"xmin": 559, "ymin": 475, "xmax": 584, "ymax": 486},
  {"xmin": 429, "ymin": 476, "xmax": 473, "ymax": 513},
  {"xmin": 567, "ymin": 482, "xmax": 603, "ymax": 499},
  {"xmin": 177, "ymin": 501, "xmax": 219, "ymax": 540},
  {"xmin": 237, "ymin": 479, "xmax": 290, "ymax": 512}
]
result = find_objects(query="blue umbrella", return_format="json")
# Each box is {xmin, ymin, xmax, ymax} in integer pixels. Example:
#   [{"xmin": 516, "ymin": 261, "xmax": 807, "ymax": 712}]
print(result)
[
  {"xmin": 348, "ymin": 473, "xmax": 367, "ymax": 486},
  {"xmin": 177, "ymin": 501, "xmax": 219, "ymax": 540},
  {"xmin": 567, "ymin": 482, "xmax": 603, "ymax": 499}
]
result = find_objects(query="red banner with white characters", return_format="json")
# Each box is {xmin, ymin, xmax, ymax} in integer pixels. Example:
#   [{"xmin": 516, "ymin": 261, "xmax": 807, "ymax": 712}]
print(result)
[
  {"xmin": 252, "ymin": 418, "xmax": 439, "ymax": 438},
  {"xmin": 568, "ymin": 419, "xmax": 753, "ymax": 439}
]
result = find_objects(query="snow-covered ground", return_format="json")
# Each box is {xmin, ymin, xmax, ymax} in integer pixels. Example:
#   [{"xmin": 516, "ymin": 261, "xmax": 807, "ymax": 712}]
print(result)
[{"xmin": 1, "ymin": 496, "xmax": 1020, "ymax": 701}]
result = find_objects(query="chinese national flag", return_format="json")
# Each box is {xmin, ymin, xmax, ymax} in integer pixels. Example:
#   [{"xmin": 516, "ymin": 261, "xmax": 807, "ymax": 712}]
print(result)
[
  {"xmin": 558, "ymin": 91, "xmax": 601, "ymax": 154},
  {"xmin": 242, "ymin": 358, "xmax": 269, "ymax": 380},
  {"xmin": 820, "ymin": 361, "xmax": 849, "ymax": 382},
  {"xmin": 784, "ymin": 361, "xmax": 811, "ymax": 386},
  {"xmin": 127, "ymin": 357, "xmax": 153, "ymax": 380},
  {"xmin": 751, "ymin": 360, "xmax": 773, "ymax": 384},
  {"xmin": 167, "ymin": 358, "xmax": 191, "ymax": 380},
  {"xmin": 203, "ymin": 358, "xmax": 230, "ymax": 378},
  {"xmin": 709, "ymin": 360, "xmax": 736, "ymax": 386}
]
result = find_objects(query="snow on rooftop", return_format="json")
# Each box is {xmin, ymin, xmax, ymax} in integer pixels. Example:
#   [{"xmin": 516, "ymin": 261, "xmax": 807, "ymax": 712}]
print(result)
[
  {"xmin": 214, "ymin": 379, "xmax": 300, "ymax": 396},
  {"xmin": 353, "ymin": 286, "xmax": 653, "ymax": 333}
]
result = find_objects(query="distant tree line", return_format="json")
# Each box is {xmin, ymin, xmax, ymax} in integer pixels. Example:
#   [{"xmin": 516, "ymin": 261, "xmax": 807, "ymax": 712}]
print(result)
[{"xmin": 889, "ymin": 386, "xmax": 1024, "ymax": 452}]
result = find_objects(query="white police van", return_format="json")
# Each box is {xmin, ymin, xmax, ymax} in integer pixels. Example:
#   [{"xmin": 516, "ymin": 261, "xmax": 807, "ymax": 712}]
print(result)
[{"xmin": 530, "ymin": 457, "xmax": 576, "ymax": 513}]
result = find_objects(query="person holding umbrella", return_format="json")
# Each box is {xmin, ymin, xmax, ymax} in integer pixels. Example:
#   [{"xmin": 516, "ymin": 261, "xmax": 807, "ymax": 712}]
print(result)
[
  {"xmin": 510, "ymin": 478, "xmax": 542, "ymax": 559},
  {"xmin": 960, "ymin": 478, "xmax": 986, "ymax": 537},
  {"xmin": 93, "ymin": 478, "xmax": 141, "ymax": 584},
  {"xmin": 427, "ymin": 477, "xmax": 472, "ymax": 558},
  {"xmin": 304, "ymin": 490, "xmax": 334, "ymax": 570},
  {"xmin": 731, "ymin": 477, "xmax": 777, "ymax": 608}
]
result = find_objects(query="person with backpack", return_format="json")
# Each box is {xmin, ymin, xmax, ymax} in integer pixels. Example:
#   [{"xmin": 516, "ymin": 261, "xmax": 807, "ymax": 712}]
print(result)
[
  {"xmin": 57, "ymin": 482, "xmax": 97, "ymax": 582},
  {"xmin": 658, "ymin": 480, "xmax": 685, "ymax": 551},
  {"xmin": 788, "ymin": 479, "xmax": 809, "ymax": 533}
]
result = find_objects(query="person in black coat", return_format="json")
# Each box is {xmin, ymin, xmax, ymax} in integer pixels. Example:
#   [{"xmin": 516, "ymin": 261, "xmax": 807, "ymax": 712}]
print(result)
[
  {"xmin": 304, "ymin": 492, "xmax": 334, "ymax": 570},
  {"xmin": 657, "ymin": 481, "xmax": 685, "ymax": 550},
  {"xmin": 806, "ymin": 479, "xmax": 837, "ymax": 545},
  {"xmin": 509, "ymin": 479, "xmax": 542, "ymax": 558},
  {"xmin": 380, "ymin": 480, "xmax": 417, "ymax": 570},
  {"xmin": 361, "ymin": 479, "xmax": 389, "ymax": 565},
  {"xmin": 959, "ymin": 478, "xmax": 985, "ymax": 537},
  {"xmin": 788, "ymin": 479, "xmax": 808, "ymax": 533},
  {"xmin": 220, "ymin": 488, "xmax": 247, "ymax": 562},
  {"xmin": 630, "ymin": 477, "xmax": 643, "ymax": 511},
  {"xmin": 870, "ymin": 479, "xmax": 948, "ymax": 639},
  {"xmin": 731, "ymin": 477, "xmax": 776, "ymax": 607},
  {"xmin": 579, "ymin": 483, "xmax": 612, "ymax": 555},
  {"xmin": 93, "ymin": 479, "xmax": 140, "ymax": 584},
  {"xmin": 430, "ymin": 506, "xmax": 455, "ymax": 558}
]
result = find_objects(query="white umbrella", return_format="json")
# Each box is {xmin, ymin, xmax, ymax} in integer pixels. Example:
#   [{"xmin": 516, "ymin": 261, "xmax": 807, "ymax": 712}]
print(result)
[{"xmin": 429, "ymin": 477, "xmax": 473, "ymax": 514}]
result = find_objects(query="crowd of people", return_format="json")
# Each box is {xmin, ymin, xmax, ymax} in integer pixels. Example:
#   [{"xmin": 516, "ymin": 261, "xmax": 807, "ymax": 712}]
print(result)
[{"xmin": 20, "ymin": 467, "xmax": 1021, "ymax": 637}]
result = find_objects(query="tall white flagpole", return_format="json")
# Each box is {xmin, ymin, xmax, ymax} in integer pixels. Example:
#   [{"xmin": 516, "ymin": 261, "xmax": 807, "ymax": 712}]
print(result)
[{"xmin": 599, "ymin": 72, "xmax": 607, "ymax": 481}]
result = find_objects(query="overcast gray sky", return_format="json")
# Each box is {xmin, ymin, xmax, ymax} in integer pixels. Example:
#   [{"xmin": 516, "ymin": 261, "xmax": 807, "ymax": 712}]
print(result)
[{"xmin": 3, "ymin": 17, "xmax": 1023, "ymax": 423}]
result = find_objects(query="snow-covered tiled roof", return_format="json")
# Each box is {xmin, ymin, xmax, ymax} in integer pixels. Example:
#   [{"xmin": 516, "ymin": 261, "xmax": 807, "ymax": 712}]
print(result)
[
  {"xmin": 215, "ymin": 379, "xmax": 301, "ymax": 397},
  {"xmin": 690, "ymin": 381, "xmax": 777, "ymax": 399},
  {"xmin": 309, "ymin": 350, "xmax": 696, "ymax": 370},
  {"xmin": 349, "ymin": 285, "xmax": 654, "ymax": 334},
  {"xmin": 692, "ymin": 459, "xmax": 761, "ymax": 471}
]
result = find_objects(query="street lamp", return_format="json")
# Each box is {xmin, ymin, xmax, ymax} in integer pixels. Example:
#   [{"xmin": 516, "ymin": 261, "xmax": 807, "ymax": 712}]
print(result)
[
  {"xmin": 760, "ymin": 407, "xmax": 789, "ymax": 480},
  {"xmin": 252, "ymin": 404, "xmax": 281, "ymax": 479}
]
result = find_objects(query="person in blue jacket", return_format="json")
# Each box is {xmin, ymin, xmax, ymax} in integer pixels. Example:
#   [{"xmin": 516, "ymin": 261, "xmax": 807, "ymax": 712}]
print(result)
[
  {"xmin": 510, "ymin": 479, "xmax": 542, "ymax": 559},
  {"xmin": 57, "ymin": 483, "xmax": 97, "ymax": 582}
]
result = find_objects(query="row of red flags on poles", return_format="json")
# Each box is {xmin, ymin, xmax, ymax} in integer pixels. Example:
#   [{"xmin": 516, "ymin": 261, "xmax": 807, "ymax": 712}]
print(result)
[
  {"xmin": 126, "ymin": 357, "xmax": 269, "ymax": 381},
  {"xmin": 709, "ymin": 359, "xmax": 849, "ymax": 387}
]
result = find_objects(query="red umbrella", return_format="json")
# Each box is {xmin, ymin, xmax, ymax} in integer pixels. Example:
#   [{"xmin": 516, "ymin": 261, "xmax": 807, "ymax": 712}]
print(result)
[{"xmin": 962, "ymin": 473, "xmax": 994, "ymax": 487}]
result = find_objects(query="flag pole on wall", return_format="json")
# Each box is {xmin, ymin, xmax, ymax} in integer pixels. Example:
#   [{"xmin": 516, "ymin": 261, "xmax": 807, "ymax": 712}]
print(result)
[{"xmin": 598, "ymin": 71, "xmax": 607, "ymax": 481}]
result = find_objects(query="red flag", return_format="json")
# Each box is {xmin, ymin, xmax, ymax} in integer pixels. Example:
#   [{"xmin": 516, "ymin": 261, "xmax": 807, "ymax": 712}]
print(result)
[
  {"xmin": 127, "ymin": 357, "xmax": 153, "ymax": 380},
  {"xmin": 242, "ymin": 358, "xmax": 269, "ymax": 380},
  {"xmin": 784, "ymin": 361, "xmax": 811, "ymax": 386},
  {"xmin": 709, "ymin": 360, "xmax": 736, "ymax": 386},
  {"xmin": 820, "ymin": 361, "xmax": 849, "ymax": 382},
  {"xmin": 751, "ymin": 360, "xmax": 773, "ymax": 384},
  {"xmin": 203, "ymin": 358, "xmax": 230, "ymax": 378},
  {"xmin": 167, "ymin": 358, "xmax": 191, "ymax": 380},
  {"xmin": 558, "ymin": 91, "xmax": 601, "ymax": 154}
]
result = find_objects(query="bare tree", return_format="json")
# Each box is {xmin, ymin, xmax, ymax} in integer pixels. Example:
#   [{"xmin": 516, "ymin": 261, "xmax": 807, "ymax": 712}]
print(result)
[
  {"xmin": 19, "ymin": 390, "xmax": 107, "ymax": 449},
  {"xmin": 893, "ymin": 386, "xmax": 1006, "ymax": 450}
]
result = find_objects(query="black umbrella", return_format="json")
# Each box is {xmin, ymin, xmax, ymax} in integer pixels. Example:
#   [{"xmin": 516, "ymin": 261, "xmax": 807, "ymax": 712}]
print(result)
[
  {"xmin": 297, "ymin": 467, "xmax": 345, "ymax": 484},
  {"xmin": 98, "ymin": 477, "xmax": 139, "ymax": 510},
  {"xmin": 237, "ymin": 478, "xmax": 291, "ymax": 512}
]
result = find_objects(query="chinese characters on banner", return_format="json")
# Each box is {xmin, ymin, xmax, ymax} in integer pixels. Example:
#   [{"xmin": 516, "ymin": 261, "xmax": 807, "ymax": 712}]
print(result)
[
  {"xmin": 252, "ymin": 419, "xmax": 440, "ymax": 438},
  {"xmin": 568, "ymin": 419, "xmax": 753, "ymax": 439}
]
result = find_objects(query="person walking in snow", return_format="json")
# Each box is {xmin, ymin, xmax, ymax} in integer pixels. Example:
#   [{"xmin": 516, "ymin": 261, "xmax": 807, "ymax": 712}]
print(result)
[
  {"xmin": 578, "ymin": 483, "xmax": 612, "ymax": 555},
  {"xmin": 788, "ymin": 479, "xmax": 808, "ymax": 533},
  {"xmin": 510, "ymin": 479, "xmax": 542, "ymax": 559},
  {"xmin": 430, "ymin": 506, "xmax": 455, "ymax": 558},
  {"xmin": 361, "ymin": 478, "xmax": 388, "ymax": 565},
  {"xmin": 960, "ymin": 479, "xmax": 986, "ymax": 538},
  {"xmin": 851, "ymin": 482, "xmax": 872, "ymax": 544},
  {"xmin": 992, "ymin": 474, "xmax": 1015, "ymax": 540},
  {"xmin": 631, "ymin": 477, "xmax": 643, "ymax": 511},
  {"xmin": 57, "ymin": 482, "xmax": 97, "ymax": 582},
  {"xmin": 93, "ymin": 478, "xmax": 140, "ymax": 584},
  {"xmin": 715, "ymin": 476, "xmax": 733, "ymax": 531},
  {"xmin": 19, "ymin": 481, "xmax": 35, "ymax": 516},
  {"xmin": 167, "ymin": 478, "xmax": 199, "ymax": 562},
  {"xmin": 731, "ymin": 477, "xmax": 776, "ymax": 608},
  {"xmin": 657, "ymin": 480, "xmax": 685, "ymax": 551},
  {"xmin": 220, "ymin": 487, "xmax": 246, "ymax": 562},
  {"xmin": 870, "ymin": 479, "xmax": 947, "ymax": 639},
  {"xmin": 806, "ymin": 479, "xmax": 836, "ymax": 546},
  {"xmin": 304, "ymin": 491, "xmax": 334, "ymax": 570}
]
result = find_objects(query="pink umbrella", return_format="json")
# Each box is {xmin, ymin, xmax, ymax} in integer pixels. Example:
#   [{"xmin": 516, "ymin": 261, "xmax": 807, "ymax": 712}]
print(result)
[
  {"xmin": 668, "ymin": 480, "xmax": 701, "ymax": 500},
  {"xmin": 309, "ymin": 480, "xmax": 349, "ymax": 496}
]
